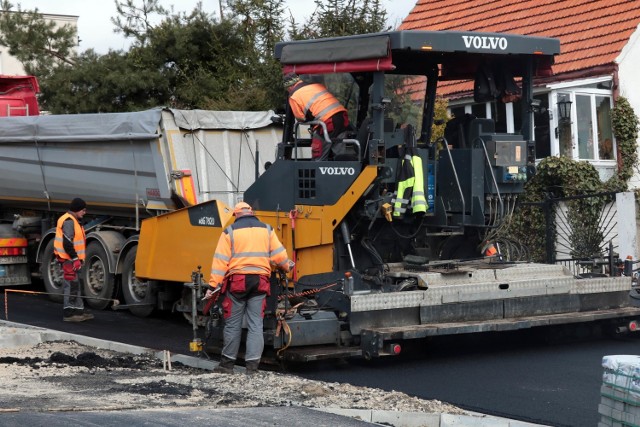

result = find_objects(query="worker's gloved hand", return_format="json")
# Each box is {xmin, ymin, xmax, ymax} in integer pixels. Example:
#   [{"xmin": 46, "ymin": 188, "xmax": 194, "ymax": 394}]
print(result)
[
  {"xmin": 62, "ymin": 261, "xmax": 76, "ymax": 280},
  {"xmin": 286, "ymin": 260, "xmax": 295, "ymax": 272},
  {"xmin": 204, "ymin": 287, "xmax": 219, "ymax": 301},
  {"xmin": 72, "ymin": 259, "xmax": 82, "ymax": 272}
]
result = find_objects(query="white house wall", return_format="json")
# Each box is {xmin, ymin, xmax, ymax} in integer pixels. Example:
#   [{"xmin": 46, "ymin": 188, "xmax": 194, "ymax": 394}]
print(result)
[
  {"xmin": 616, "ymin": 21, "xmax": 640, "ymax": 190},
  {"xmin": 616, "ymin": 192, "xmax": 638, "ymax": 260}
]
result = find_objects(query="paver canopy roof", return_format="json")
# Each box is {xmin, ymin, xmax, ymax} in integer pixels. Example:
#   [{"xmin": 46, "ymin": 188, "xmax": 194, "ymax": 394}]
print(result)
[{"xmin": 399, "ymin": 0, "xmax": 640, "ymax": 97}]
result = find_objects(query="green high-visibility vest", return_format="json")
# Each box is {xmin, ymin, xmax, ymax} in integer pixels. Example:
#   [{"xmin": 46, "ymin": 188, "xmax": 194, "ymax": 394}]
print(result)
[
  {"xmin": 411, "ymin": 155, "xmax": 427, "ymax": 214},
  {"xmin": 393, "ymin": 154, "xmax": 427, "ymax": 217}
]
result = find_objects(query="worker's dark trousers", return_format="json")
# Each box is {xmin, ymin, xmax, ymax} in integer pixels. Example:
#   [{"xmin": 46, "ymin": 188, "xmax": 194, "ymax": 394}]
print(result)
[
  {"xmin": 221, "ymin": 292, "xmax": 266, "ymax": 363},
  {"xmin": 311, "ymin": 111, "xmax": 350, "ymax": 160}
]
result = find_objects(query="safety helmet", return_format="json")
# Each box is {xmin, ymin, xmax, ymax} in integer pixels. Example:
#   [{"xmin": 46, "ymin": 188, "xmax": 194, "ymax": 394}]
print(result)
[
  {"xmin": 283, "ymin": 72, "xmax": 301, "ymax": 89},
  {"xmin": 233, "ymin": 202, "xmax": 253, "ymax": 217}
]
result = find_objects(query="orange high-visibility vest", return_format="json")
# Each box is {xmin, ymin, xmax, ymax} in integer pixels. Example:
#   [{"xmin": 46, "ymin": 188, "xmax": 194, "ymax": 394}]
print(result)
[
  {"xmin": 53, "ymin": 213, "xmax": 86, "ymax": 261},
  {"xmin": 289, "ymin": 82, "xmax": 347, "ymax": 124},
  {"xmin": 484, "ymin": 244, "xmax": 498, "ymax": 257},
  {"xmin": 209, "ymin": 216, "xmax": 289, "ymax": 288}
]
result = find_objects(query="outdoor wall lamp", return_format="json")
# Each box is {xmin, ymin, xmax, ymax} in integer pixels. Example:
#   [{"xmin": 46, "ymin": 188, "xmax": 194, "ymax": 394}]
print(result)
[
  {"xmin": 555, "ymin": 98, "xmax": 572, "ymax": 138},
  {"xmin": 557, "ymin": 99, "xmax": 572, "ymax": 123}
]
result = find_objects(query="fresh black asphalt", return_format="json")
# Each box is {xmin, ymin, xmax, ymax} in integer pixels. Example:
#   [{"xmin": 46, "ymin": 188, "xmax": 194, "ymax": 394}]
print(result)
[{"xmin": 3, "ymin": 283, "xmax": 639, "ymax": 426}]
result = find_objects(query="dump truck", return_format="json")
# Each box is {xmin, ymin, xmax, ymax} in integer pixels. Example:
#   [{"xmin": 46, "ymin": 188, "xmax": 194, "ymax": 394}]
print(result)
[
  {"xmin": 132, "ymin": 30, "xmax": 640, "ymax": 361},
  {"xmin": 0, "ymin": 108, "xmax": 281, "ymax": 316}
]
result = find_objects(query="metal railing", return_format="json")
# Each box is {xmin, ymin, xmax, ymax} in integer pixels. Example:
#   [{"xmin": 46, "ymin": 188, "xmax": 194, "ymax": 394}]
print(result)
[{"xmin": 519, "ymin": 191, "xmax": 618, "ymax": 267}]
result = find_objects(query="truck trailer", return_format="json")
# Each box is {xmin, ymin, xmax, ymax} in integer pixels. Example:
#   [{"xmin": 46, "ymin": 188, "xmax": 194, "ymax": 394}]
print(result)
[
  {"xmin": 135, "ymin": 30, "xmax": 640, "ymax": 361},
  {"xmin": 0, "ymin": 108, "xmax": 281, "ymax": 316}
]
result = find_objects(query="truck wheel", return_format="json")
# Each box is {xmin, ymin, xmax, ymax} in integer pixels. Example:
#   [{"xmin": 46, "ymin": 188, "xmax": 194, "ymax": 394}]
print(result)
[
  {"xmin": 41, "ymin": 240, "xmax": 63, "ymax": 303},
  {"xmin": 121, "ymin": 247, "xmax": 157, "ymax": 317},
  {"xmin": 82, "ymin": 242, "xmax": 116, "ymax": 309}
]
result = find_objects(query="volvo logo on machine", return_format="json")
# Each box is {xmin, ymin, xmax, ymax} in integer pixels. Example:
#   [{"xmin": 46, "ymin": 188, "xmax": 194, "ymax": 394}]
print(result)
[
  {"xmin": 319, "ymin": 166, "xmax": 356, "ymax": 176},
  {"xmin": 462, "ymin": 35, "xmax": 508, "ymax": 51}
]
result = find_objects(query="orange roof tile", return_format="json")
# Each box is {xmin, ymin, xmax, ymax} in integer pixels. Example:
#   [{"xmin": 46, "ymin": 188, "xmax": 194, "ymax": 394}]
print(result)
[{"xmin": 399, "ymin": 0, "xmax": 640, "ymax": 98}]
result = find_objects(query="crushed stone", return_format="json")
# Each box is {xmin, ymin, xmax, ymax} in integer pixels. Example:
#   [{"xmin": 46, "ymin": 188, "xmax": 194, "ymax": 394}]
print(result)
[{"xmin": 0, "ymin": 340, "xmax": 467, "ymax": 415}]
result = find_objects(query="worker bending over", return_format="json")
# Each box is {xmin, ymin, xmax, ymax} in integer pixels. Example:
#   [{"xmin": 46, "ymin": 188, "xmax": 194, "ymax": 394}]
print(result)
[{"xmin": 284, "ymin": 72, "xmax": 350, "ymax": 160}]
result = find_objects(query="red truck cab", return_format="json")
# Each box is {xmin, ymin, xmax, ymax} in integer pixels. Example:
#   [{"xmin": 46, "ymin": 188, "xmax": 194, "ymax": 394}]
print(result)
[{"xmin": 0, "ymin": 75, "xmax": 40, "ymax": 116}]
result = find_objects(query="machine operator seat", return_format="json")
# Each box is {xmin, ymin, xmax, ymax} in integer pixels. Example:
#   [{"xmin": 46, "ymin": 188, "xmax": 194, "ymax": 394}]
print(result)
[
  {"xmin": 326, "ymin": 122, "xmax": 360, "ymax": 161},
  {"xmin": 444, "ymin": 113, "xmax": 476, "ymax": 149}
]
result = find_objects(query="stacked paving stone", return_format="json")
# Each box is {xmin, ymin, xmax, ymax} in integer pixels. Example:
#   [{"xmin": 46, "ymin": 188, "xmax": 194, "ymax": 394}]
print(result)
[{"xmin": 599, "ymin": 355, "xmax": 640, "ymax": 427}]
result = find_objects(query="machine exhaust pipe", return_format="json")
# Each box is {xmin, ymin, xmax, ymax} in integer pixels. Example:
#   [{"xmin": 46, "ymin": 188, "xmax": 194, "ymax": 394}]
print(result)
[
  {"xmin": 616, "ymin": 326, "xmax": 629, "ymax": 334},
  {"xmin": 340, "ymin": 221, "xmax": 356, "ymax": 269},
  {"xmin": 615, "ymin": 320, "xmax": 638, "ymax": 335}
]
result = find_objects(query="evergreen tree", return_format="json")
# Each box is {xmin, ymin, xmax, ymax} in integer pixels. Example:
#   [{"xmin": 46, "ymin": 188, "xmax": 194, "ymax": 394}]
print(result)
[
  {"xmin": 292, "ymin": 0, "xmax": 389, "ymax": 40},
  {"xmin": 0, "ymin": 0, "xmax": 390, "ymax": 113},
  {"xmin": 0, "ymin": 0, "xmax": 78, "ymax": 77}
]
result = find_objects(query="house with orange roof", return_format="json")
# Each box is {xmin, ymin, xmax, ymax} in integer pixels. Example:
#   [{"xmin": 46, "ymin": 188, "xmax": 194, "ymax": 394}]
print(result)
[{"xmin": 399, "ymin": 0, "xmax": 640, "ymax": 188}]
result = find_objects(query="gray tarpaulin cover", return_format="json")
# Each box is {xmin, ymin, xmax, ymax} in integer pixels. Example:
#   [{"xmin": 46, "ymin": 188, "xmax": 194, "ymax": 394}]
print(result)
[
  {"xmin": 0, "ymin": 108, "xmax": 277, "ymax": 143},
  {"xmin": 169, "ymin": 109, "xmax": 277, "ymax": 131},
  {"xmin": 0, "ymin": 108, "xmax": 162, "ymax": 143}
]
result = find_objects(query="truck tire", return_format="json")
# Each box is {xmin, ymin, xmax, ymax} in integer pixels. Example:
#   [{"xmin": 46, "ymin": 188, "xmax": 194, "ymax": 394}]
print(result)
[
  {"xmin": 121, "ymin": 246, "xmax": 157, "ymax": 317},
  {"xmin": 82, "ymin": 242, "xmax": 116, "ymax": 309},
  {"xmin": 41, "ymin": 240, "xmax": 64, "ymax": 303}
]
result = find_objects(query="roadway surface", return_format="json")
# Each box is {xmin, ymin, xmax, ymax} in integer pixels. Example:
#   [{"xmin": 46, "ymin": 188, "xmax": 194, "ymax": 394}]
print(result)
[{"xmin": 2, "ymin": 283, "xmax": 639, "ymax": 427}]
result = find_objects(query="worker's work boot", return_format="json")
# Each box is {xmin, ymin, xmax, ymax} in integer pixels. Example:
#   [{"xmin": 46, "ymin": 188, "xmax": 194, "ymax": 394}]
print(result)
[
  {"xmin": 245, "ymin": 360, "xmax": 260, "ymax": 375},
  {"xmin": 63, "ymin": 308, "xmax": 84, "ymax": 322},
  {"xmin": 214, "ymin": 356, "xmax": 235, "ymax": 374},
  {"xmin": 77, "ymin": 308, "xmax": 94, "ymax": 321}
]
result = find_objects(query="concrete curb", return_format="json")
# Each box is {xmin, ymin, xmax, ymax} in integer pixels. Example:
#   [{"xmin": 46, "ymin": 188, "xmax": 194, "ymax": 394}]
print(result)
[
  {"xmin": 0, "ymin": 320, "xmax": 219, "ymax": 370},
  {"xmin": 317, "ymin": 408, "xmax": 548, "ymax": 426},
  {"xmin": 0, "ymin": 320, "xmax": 549, "ymax": 427}
]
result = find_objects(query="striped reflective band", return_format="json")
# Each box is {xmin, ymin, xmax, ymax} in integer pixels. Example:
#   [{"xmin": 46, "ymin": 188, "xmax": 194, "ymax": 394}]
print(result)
[{"xmin": 303, "ymin": 90, "xmax": 328, "ymax": 117}]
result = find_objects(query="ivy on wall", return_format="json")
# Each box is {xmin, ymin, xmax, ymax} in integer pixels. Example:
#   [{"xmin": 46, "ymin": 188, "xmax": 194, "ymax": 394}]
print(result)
[
  {"xmin": 504, "ymin": 96, "xmax": 639, "ymax": 262},
  {"xmin": 611, "ymin": 96, "xmax": 640, "ymax": 184}
]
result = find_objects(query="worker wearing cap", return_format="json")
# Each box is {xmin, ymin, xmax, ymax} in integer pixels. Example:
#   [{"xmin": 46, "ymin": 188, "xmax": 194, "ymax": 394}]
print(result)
[
  {"xmin": 54, "ymin": 198, "xmax": 94, "ymax": 322},
  {"xmin": 206, "ymin": 202, "xmax": 293, "ymax": 374},
  {"xmin": 283, "ymin": 72, "xmax": 350, "ymax": 160}
]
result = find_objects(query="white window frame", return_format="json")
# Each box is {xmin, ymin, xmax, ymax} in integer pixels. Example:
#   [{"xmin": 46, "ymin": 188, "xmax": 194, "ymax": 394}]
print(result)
[{"xmin": 548, "ymin": 76, "xmax": 615, "ymax": 164}]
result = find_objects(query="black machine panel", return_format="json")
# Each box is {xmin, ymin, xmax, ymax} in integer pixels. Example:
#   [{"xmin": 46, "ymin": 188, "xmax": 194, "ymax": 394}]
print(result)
[
  {"xmin": 244, "ymin": 159, "xmax": 362, "ymax": 211},
  {"xmin": 437, "ymin": 149, "xmax": 484, "ymax": 214}
]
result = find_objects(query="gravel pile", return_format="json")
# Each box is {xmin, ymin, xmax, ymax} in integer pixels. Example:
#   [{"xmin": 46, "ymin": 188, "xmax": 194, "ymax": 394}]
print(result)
[{"xmin": 0, "ymin": 340, "xmax": 466, "ymax": 415}]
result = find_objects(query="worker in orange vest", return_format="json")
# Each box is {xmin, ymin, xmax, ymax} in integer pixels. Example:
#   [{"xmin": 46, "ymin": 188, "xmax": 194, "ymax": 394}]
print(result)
[
  {"xmin": 53, "ymin": 198, "xmax": 93, "ymax": 322},
  {"xmin": 206, "ymin": 202, "xmax": 293, "ymax": 374},
  {"xmin": 284, "ymin": 72, "xmax": 350, "ymax": 160}
]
